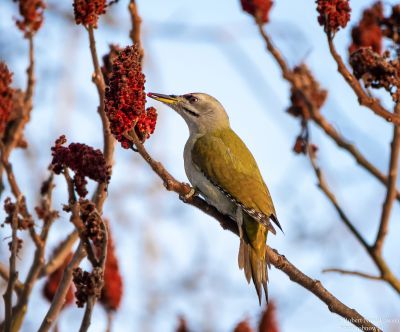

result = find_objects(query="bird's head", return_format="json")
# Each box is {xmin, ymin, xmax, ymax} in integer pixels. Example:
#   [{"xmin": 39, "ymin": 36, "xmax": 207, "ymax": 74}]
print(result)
[{"xmin": 148, "ymin": 92, "xmax": 230, "ymax": 135}]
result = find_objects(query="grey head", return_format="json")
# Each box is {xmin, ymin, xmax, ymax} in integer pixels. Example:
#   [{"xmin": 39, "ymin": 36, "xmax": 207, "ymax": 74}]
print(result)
[{"xmin": 148, "ymin": 92, "xmax": 230, "ymax": 135}]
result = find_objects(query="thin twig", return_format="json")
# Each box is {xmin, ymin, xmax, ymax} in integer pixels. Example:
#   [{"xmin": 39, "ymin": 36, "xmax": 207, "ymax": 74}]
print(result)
[
  {"xmin": 3, "ymin": 204, "xmax": 19, "ymax": 332},
  {"xmin": 326, "ymin": 34, "xmax": 400, "ymax": 125},
  {"xmin": 38, "ymin": 243, "xmax": 87, "ymax": 332},
  {"xmin": 128, "ymin": 0, "xmax": 144, "ymax": 61},
  {"xmin": 128, "ymin": 130, "xmax": 381, "ymax": 331},
  {"xmin": 9, "ymin": 174, "xmax": 58, "ymax": 331},
  {"xmin": 62, "ymin": 170, "xmax": 98, "ymax": 265},
  {"xmin": 78, "ymin": 205, "xmax": 108, "ymax": 332},
  {"xmin": 268, "ymin": 248, "xmax": 381, "ymax": 331},
  {"xmin": 25, "ymin": 35, "xmax": 35, "ymax": 104},
  {"xmin": 69, "ymin": 26, "xmax": 113, "ymax": 332},
  {"xmin": 41, "ymin": 230, "xmax": 79, "ymax": 277},
  {"xmin": 0, "ymin": 33, "xmax": 36, "ymax": 194},
  {"xmin": 106, "ymin": 311, "xmax": 113, "ymax": 332},
  {"xmin": 0, "ymin": 141, "xmax": 41, "ymax": 248},
  {"xmin": 0, "ymin": 263, "xmax": 23, "ymax": 295},
  {"xmin": 79, "ymin": 297, "xmax": 95, "ymax": 332},
  {"xmin": 308, "ymin": 150, "xmax": 369, "ymax": 250},
  {"xmin": 308, "ymin": 149, "xmax": 400, "ymax": 294},
  {"xmin": 87, "ymin": 25, "xmax": 115, "ymax": 213},
  {"xmin": 373, "ymin": 104, "xmax": 400, "ymax": 254},
  {"xmin": 256, "ymin": 22, "xmax": 400, "ymax": 294},
  {"xmin": 256, "ymin": 22, "xmax": 400, "ymax": 201},
  {"xmin": 322, "ymin": 268, "xmax": 382, "ymax": 280}
]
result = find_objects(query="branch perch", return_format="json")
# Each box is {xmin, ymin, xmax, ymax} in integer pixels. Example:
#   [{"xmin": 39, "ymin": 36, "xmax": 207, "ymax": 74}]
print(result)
[
  {"xmin": 3, "ymin": 203, "xmax": 19, "ymax": 332},
  {"xmin": 373, "ymin": 104, "xmax": 400, "ymax": 254},
  {"xmin": 256, "ymin": 22, "xmax": 400, "ymax": 202},
  {"xmin": 322, "ymin": 269, "xmax": 382, "ymax": 281},
  {"xmin": 308, "ymin": 149, "xmax": 400, "ymax": 294},
  {"xmin": 128, "ymin": 130, "xmax": 381, "ymax": 332},
  {"xmin": 326, "ymin": 35, "xmax": 400, "ymax": 125}
]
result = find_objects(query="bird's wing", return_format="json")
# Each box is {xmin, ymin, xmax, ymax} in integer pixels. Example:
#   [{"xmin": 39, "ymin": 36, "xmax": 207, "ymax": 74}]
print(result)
[{"xmin": 191, "ymin": 128, "xmax": 277, "ymax": 223}]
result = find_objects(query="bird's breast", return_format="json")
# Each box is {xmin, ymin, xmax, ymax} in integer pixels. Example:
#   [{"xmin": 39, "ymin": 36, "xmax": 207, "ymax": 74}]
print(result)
[{"xmin": 184, "ymin": 135, "xmax": 236, "ymax": 218}]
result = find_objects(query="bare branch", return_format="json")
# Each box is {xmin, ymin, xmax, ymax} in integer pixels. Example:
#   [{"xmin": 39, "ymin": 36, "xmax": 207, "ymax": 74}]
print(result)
[
  {"xmin": 0, "ymin": 263, "xmax": 23, "ymax": 295},
  {"xmin": 9, "ymin": 174, "xmax": 58, "ymax": 331},
  {"xmin": 0, "ymin": 33, "xmax": 36, "ymax": 193},
  {"xmin": 25, "ymin": 35, "xmax": 35, "ymax": 105},
  {"xmin": 79, "ymin": 297, "xmax": 96, "ymax": 332},
  {"xmin": 65, "ymin": 26, "xmax": 113, "ymax": 332},
  {"xmin": 308, "ymin": 150, "xmax": 369, "ymax": 250},
  {"xmin": 38, "ymin": 243, "xmax": 87, "ymax": 332},
  {"xmin": 256, "ymin": 23, "xmax": 400, "ymax": 202},
  {"xmin": 0, "ymin": 141, "xmax": 41, "ymax": 248},
  {"xmin": 128, "ymin": 130, "xmax": 381, "ymax": 332},
  {"xmin": 308, "ymin": 149, "xmax": 400, "ymax": 294},
  {"xmin": 268, "ymin": 248, "xmax": 381, "ymax": 332},
  {"xmin": 128, "ymin": 0, "xmax": 143, "ymax": 60},
  {"xmin": 41, "ymin": 230, "xmax": 79, "ymax": 277},
  {"xmin": 78, "ymin": 216, "xmax": 108, "ymax": 332},
  {"xmin": 322, "ymin": 269, "xmax": 382, "ymax": 281},
  {"xmin": 87, "ymin": 25, "xmax": 115, "ymax": 213},
  {"xmin": 374, "ymin": 104, "xmax": 400, "ymax": 254},
  {"xmin": 3, "ymin": 204, "xmax": 19, "ymax": 332},
  {"xmin": 254, "ymin": 22, "xmax": 400, "ymax": 295},
  {"xmin": 326, "ymin": 35, "xmax": 400, "ymax": 125}
]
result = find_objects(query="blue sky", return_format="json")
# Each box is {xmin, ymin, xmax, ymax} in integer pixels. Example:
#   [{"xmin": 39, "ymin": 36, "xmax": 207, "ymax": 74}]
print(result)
[{"xmin": 1, "ymin": 0, "xmax": 400, "ymax": 331}]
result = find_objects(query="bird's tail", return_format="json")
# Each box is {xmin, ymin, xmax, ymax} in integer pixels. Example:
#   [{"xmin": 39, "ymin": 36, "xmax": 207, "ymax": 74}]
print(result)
[{"xmin": 238, "ymin": 214, "xmax": 268, "ymax": 305}]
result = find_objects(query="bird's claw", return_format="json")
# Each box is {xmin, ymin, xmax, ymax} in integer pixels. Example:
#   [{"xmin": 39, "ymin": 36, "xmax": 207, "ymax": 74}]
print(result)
[{"xmin": 180, "ymin": 187, "xmax": 197, "ymax": 202}]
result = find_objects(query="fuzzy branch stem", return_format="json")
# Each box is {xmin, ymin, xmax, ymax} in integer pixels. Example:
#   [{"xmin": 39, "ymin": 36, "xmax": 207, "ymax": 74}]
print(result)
[
  {"xmin": 256, "ymin": 22, "xmax": 400, "ymax": 293},
  {"xmin": 0, "ymin": 263, "xmax": 23, "ymax": 295},
  {"xmin": 87, "ymin": 25, "xmax": 114, "ymax": 213},
  {"xmin": 373, "ymin": 105, "xmax": 400, "ymax": 254},
  {"xmin": 308, "ymin": 150, "xmax": 400, "ymax": 293},
  {"xmin": 322, "ymin": 269, "xmax": 382, "ymax": 281},
  {"xmin": 3, "ymin": 205, "xmax": 19, "ymax": 332},
  {"xmin": 326, "ymin": 35, "xmax": 400, "ymax": 125},
  {"xmin": 256, "ymin": 23, "xmax": 400, "ymax": 201},
  {"xmin": 128, "ymin": 0, "xmax": 143, "ymax": 61},
  {"xmin": 37, "ymin": 244, "xmax": 87, "ymax": 332}
]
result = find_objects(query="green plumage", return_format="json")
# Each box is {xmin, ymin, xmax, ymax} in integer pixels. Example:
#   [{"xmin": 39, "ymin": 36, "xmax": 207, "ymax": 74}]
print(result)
[
  {"xmin": 191, "ymin": 127, "xmax": 276, "ymax": 303},
  {"xmin": 191, "ymin": 128, "xmax": 276, "ymax": 218}
]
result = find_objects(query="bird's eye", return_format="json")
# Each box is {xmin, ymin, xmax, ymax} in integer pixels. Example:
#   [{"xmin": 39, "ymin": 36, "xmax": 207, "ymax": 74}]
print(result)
[{"xmin": 184, "ymin": 94, "xmax": 198, "ymax": 103}]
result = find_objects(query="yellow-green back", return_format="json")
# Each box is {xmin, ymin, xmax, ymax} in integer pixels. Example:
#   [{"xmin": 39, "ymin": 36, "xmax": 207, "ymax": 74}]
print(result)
[{"xmin": 191, "ymin": 127, "xmax": 276, "ymax": 218}]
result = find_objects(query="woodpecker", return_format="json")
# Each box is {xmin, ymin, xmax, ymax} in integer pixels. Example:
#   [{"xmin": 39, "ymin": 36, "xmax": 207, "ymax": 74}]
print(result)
[{"xmin": 148, "ymin": 92, "xmax": 281, "ymax": 304}]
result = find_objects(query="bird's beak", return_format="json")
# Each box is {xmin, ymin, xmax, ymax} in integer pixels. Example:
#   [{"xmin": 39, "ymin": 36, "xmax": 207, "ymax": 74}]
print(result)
[{"xmin": 147, "ymin": 92, "xmax": 178, "ymax": 105}]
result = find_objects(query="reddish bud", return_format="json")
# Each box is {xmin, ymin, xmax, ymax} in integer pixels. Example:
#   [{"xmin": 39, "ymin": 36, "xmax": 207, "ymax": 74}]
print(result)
[
  {"xmin": 0, "ymin": 63, "xmax": 14, "ymax": 135},
  {"xmin": 349, "ymin": 2, "xmax": 383, "ymax": 54},
  {"xmin": 287, "ymin": 64, "xmax": 327, "ymax": 119},
  {"xmin": 73, "ymin": 267, "xmax": 103, "ymax": 307},
  {"xmin": 13, "ymin": 0, "xmax": 46, "ymax": 36},
  {"xmin": 4, "ymin": 197, "xmax": 33, "ymax": 230},
  {"xmin": 234, "ymin": 320, "xmax": 254, "ymax": 332},
  {"xmin": 100, "ymin": 222, "xmax": 123, "ymax": 311},
  {"xmin": 381, "ymin": 5, "xmax": 400, "ymax": 44},
  {"xmin": 73, "ymin": 0, "xmax": 107, "ymax": 28},
  {"xmin": 175, "ymin": 316, "xmax": 189, "ymax": 332},
  {"xmin": 51, "ymin": 135, "xmax": 111, "ymax": 197},
  {"xmin": 258, "ymin": 302, "xmax": 280, "ymax": 332},
  {"xmin": 293, "ymin": 135, "xmax": 307, "ymax": 155},
  {"xmin": 102, "ymin": 44, "xmax": 122, "ymax": 86},
  {"xmin": 240, "ymin": 0, "xmax": 273, "ymax": 24},
  {"xmin": 350, "ymin": 48, "xmax": 400, "ymax": 102},
  {"xmin": 316, "ymin": 0, "xmax": 351, "ymax": 33},
  {"xmin": 105, "ymin": 45, "xmax": 158, "ymax": 148}
]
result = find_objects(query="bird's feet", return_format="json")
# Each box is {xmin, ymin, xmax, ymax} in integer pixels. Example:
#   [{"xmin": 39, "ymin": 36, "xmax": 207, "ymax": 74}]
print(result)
[{"xmin": 179, "ymin": 185, "xmax": 197, "ymax": 202}]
